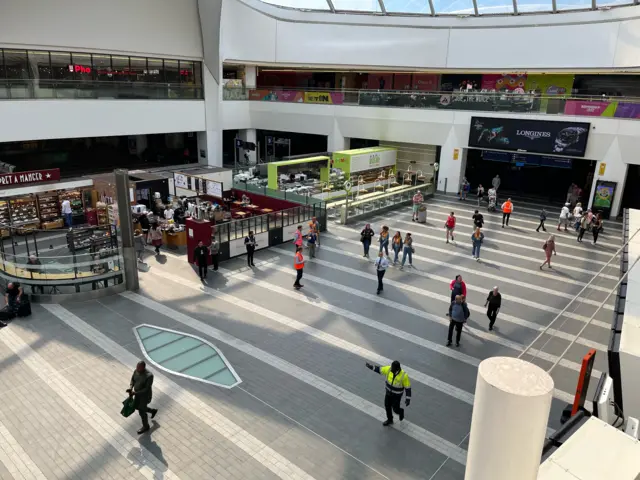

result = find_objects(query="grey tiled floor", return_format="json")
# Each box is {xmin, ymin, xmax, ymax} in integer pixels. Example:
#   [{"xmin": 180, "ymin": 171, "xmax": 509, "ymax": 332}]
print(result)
[{"xmin": 0, "ymin": 195, "xmax": 620, "ymax": 479}]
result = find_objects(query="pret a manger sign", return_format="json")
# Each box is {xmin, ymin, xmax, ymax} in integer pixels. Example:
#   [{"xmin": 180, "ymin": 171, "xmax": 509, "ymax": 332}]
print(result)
[{"xmin": 0, "ymin": 169, "xmax": 60, "ymax": 187}]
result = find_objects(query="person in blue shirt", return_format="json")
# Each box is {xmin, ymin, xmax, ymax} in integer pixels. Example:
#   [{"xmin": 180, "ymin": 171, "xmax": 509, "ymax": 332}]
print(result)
[
  {"xmin": 447, "ymin": 295, "xmax": 470, "ymax": 347},
  {"xmin": 306, "ymin": 228, "xmax": 317, "ymax": 259}
]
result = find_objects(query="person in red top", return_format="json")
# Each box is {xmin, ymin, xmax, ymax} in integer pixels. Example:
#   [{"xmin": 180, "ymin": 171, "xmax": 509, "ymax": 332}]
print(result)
[
  {"xmin": 293, "ymin": 246, "xmax": 305, "ymax": 289},
  {"xmin": 445, "ymin": 211, "xmax": 456, "ymax": 244},
  {"xmin": 447, "ymin": 275, "xmax": 467, "ymax": 316}
]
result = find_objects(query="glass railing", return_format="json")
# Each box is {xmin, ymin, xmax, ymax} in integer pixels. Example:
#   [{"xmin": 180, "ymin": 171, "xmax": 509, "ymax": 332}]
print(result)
[
  {"xmin": 0, "ymin": 224, "xmax": 124, "ymax": 294},
  {"xmin": 224, "ymin": 86, "xmax": 640, "ymax": 119},
  {"xmin": 232, "ymin": 181, "xmax": 326, "ymax": 207},
  {"xmin": 0, "ymin": 80, "xmax": 203, "ymax": 100}
]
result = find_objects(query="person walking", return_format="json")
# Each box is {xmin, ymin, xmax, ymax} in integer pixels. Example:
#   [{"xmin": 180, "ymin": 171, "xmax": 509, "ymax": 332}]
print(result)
[
  {"xmin": 445, "ymin": 212, "xmax": 456, "ymax": 244},
  {"xmin": 193, "ymin": 240, "xmax": 210, "ymax": 280},
  {"xmin": 447, "ymin": 295, "xmax": 469, "ymax": 347},
  {"xmin": 447, "ymin": 275, "xmax": 467, "ymax": 316},
  {"xmin": 210, "ymin": 237, "xmax": 220, "ymax": 271},
  {"xmin": 592, "ymin": 213, "xmax": 603, "ymax": 245},
  {"xmin": 492, "ymin": 174, "xmax": 501, "ymax": 192},
  {"xmin": 557, "ymin": 203, "xmax": 571, "ymax": 232},
  {"xmin": 501, "ymin": 198, "xmax": 513, "ymax": 228},
  {"xmin": 126, "ymin": 361, "xmax": 158, "ymax": 434},
  {"xmin": 577, "ymin": 213, "xmax": 589, "ymax": 243},
  {"xmin": 536, "ymin": 208, "xmax": 547, "ymax": 233},
  {"xmin": 391, "ymin": 231, "xmax": 403, "ymax": 264},
  {"xmin": 309, "ymin": 216, "xmax": 321, "ymax": 246},
  {"xmin": 412, "ymin": 191, "xmax": 423, "ymax": 221},
  {"xmin": 361, "ymin": 224, "xmax": 375, "ymax": 258},
  {"xmin": 374, "ymin": 251, "xmax": 389, "ymax": 294},
  {"xmin": 459, "ymin": 178, "xmax": 469, "ymax": 201},
  {"xmin": 379, "ymin": 226, "xmax": 390, "ymax": 256},
  {"xmin": 365, "ymin": 360, "xmax": 411, "ymax": 426},
  {"xmin": 573, "ymin": 202, "xmax": 583, "ymax": 231},
  {"xmin": 540, "ymin": 234, "xmax": 557, "ymax": 269},
  {"xmin": 244, "ymin": 231, "xmax": 257, "ymax": 267},
  {"xmin": 148, "ymin": 224, "xmax": 163, "ymax": 255},
  {"xmin": 471, "ymin": 227, "xmax": 484, "ymax": 261},
  {"xmin": 400, "ymin": 233, "xmax": 413, "ymax": 270},
  {"xmin": 134, "ymin": 230, "xmax": 146, "ymax": 263},
  {"xmin": 476, "ymin": 184, "xmax": 485, "ymax": 207},
  {"xmin": 293, "ymin": 246, "xmax": 304, "ymax": 289},
  {"xmin": 484, "ymin": 286, "xmax": 502, "ymax": 331},
  {"xmin": 472, "ymin": 210, "xmax": 484, "ymax": 229},
  {"xmin": 293, "ymin": 225, "xmax": 304, "ymax": 251},
  {"xmin": 306, "ymin": 228, "xmax": 317, "ymax": 259},
  {"xmin": 61, "ymin": 198, "xmax": 73, "ymax": 228}
]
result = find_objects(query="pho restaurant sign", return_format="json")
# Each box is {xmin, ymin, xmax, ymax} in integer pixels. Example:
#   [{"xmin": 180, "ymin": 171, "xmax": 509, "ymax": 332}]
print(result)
[{"xmin": 0, "ymin": 168, "xmax": 61, "ymax": 187}]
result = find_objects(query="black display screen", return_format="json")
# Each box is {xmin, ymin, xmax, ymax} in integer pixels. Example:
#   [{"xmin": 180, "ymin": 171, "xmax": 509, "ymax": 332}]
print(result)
[{"xmin": 468, "ymin": 116, "xmax": 590, "ymax": 157}]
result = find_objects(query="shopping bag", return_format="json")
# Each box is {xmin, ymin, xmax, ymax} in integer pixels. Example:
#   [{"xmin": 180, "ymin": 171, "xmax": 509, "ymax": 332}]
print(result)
[{"xmin": 120, "ymin": 396, "xmax": 136, "ymax": 417}]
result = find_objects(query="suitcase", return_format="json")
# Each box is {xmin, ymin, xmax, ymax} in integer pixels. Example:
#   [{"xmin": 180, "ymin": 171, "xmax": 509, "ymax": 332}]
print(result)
[
  {"xmin": 17, "ymin": 295, "xmax": 31, "ymax": 318},
  {"xmin": 0, "ymin": 307, "xmax": 15, "ymax": 321}
]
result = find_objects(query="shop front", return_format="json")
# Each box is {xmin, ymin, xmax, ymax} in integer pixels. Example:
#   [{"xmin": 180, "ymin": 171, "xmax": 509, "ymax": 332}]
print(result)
[{"xmin": 464, "ymin": 116, "xmax": 596, "ymax": 204}]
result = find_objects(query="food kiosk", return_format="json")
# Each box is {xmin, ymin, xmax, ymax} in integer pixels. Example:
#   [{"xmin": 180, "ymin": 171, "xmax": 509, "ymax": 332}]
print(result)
[{"xmin": 332, "ymin": 147, "xmax": 397, "ymax": 183}]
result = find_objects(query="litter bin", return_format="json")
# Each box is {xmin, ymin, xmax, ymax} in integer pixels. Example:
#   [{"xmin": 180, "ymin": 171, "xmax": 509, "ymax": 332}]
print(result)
[{"xmin": 417, "ymin": 204, "xmax": 427, "ymax": 223}]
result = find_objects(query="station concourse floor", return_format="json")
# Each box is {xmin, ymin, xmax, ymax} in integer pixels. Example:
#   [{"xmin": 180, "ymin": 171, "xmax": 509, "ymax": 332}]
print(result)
[{"xmin": 0, "ymin": 193, "xmax": 621, "ymax": 480}]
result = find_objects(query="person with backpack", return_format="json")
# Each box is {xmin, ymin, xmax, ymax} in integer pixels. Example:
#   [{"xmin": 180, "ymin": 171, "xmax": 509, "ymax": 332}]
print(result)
[
  {"xmin": 306, "ymin": 227, "xmax": 317, "ymax": 259},
  {"xmin": 447, "ymin": 295, "xmax": 469, "ymax": 347},
  {"xmin": 471, "ymin": 227, "xmax": 484, "ymax": 262},
  {"xmin": 540, "ymin": 235, "xmax": 557, "ymax": 269},
  {"xmin": 472, "ymin": 210, "xmax": 484, "ymax": 229},
  {"xmin": 391, "ymin": 231, "xmax": 403, "ymax": 264},
  {"xmin": 361, "ymin": 224, "xmax": 375, "ymax": 257},
  {"xmin": 536, "ymin": 208, "xmax": 547, "ymax": 233},
  {"xmin": 501, "ymin": 198, "xmax": 513, "ymax": 228},
  {"xmin": 445, "ymin": 212, "xmax": 456, "ymax": 244},
  {"xmin": 447, "ymin": 275, "xmax": 467, "ymax": 316}
]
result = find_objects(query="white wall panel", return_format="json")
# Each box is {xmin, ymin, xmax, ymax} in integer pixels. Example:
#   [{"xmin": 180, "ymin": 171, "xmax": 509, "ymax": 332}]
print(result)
[
  {"xmin": 447, "ymin": 22, "xmax": 618, "ymax": 69},
  {"xmin": 0, "ymin": 0, "xmax": 202, "ymax": 58},
  {"xmin": 0, "ymin": 100, "xmax": 206, "ymax": 143},
  {"xmin": 220, "ymin": 0, "xmax": 277, "ymax": 63},
  {"xmin": 613, "ymin": 19, "xmax": 640, "ymax": 68},
  {"xmin": 274, "ymin": 21, "xmax": 449, "ymax": 68}
]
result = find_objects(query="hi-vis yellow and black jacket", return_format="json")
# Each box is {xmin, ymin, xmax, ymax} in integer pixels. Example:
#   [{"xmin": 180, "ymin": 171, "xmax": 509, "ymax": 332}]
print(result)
[{"xmin": 369, "ymin": 364, "xmax": 412, "ymax": 398}]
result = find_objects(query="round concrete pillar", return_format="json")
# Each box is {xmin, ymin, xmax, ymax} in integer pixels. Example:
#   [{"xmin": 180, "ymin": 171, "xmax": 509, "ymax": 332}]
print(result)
[{"xmin": 464, "ymin": 357, "xmax": 554, "ymax": 480}]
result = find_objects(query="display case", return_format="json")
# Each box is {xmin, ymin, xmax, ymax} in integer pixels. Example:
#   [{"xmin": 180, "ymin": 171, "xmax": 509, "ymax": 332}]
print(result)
[
  {"xmin": 37, "ymin": 192, "xmax": 60, "ymax": 222},
  {"xmin": 59, "ymin": 190, "xmax": 85, "ymax": 225},
  {"xmin": 0, "ymin": 200, "xmax": 10, "ymax": 226},
  {"xmin": 9, "ymin": 196, "xmax": 39, "ymax": 227},
  {"xmin": 96, "ymin": 202, "xmax": 108, "ymax": 226},
  {"xmin": 66, "ymin": 228, "xmax": 94, "ymax": 252},
  {"xmin": 107, "ymin": 204, "xmax": 118, "ymax": 226}
]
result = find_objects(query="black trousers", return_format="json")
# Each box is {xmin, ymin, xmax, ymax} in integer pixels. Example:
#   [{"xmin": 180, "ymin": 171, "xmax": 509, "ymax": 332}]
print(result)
[
  {"xmin": 447, "ymin": 320, "xmax": 463, "ymax": 343},
  {"xmin": 377, "ymin": 269, "xmax": 385, "ymax": 292},
  {"xmin": 197, "ymin": 261, "xmax": 207, "ymax": 279},
  {"xmin": 384, "ymin": 392, "xmax": 404, "ymax": 422},
  {"xmin": 536, "ymin": 220, "xmax": 546, "ymax": 231},
  {"xmin": 593, "ymin": 228, "xmax": 600, "ymax": 244},
  {"xmin": 502, "ymin": 212, "xmax": 511, "ymax": 225},
  {"xmin": 137, "ymin": 401, "xmax": 156, "ymax": 428},
  {"xmin": 577, "ymin": 228, "xmax": 586, "ymax": 241},
  {"xmin": 487, "ymin": 306, "xmax": 499, "ymax": 329},
  {"xmin": 294, "ymin": 268, "xmax": 303, "ymax": 286},
  {"xmin": 247, "ymin": 247, "xmax": 255, "ymax": 266},
  {"xmin": 211, "ymin": 253, "xmax": 219, "ymax": 271}
]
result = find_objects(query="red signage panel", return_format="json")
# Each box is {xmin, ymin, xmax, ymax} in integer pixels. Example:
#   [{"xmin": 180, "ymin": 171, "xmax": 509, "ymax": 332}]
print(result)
[{"xmin": 0, "ymin": 169, "xmax": 61, "ymax": 187}]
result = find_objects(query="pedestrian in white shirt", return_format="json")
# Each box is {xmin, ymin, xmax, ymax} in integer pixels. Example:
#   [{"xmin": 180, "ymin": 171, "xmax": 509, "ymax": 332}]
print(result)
[
  {"xmin": 557, "ymin": 203, "xmax": 571, "ymax": 232},
  {"xmin": 492, "ymin": 175, "xmax": 501, "ymax": 191},
  {"xmin": 374, "ymin": 251, "xmax": 389, "ymax": 295},
  {"xmin": 61, "ymin": 199, "xmax": 73, "ymax": 228},
  {"xmin": 572, "ymin": 202, "xmax": 583, "ymax": 231},
  {"xmin": 163, "ymin": 206, "xmax": 174, "ymax": 221}
]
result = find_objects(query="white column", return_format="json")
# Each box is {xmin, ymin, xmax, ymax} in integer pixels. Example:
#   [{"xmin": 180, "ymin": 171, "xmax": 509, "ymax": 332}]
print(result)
[
  {"xmin": 465, "ymin": 357, "xmax": 554, "ymax": 480},
  {"xmin": 587, "ymin": 137, "xmax": 628, "ymax": 219},
  {"xmin": 439, "ymin": 129, "xmax": 467, "ymax": 194},
  {"xmin": 197, "ymin": 64, "xmax": 222, "ymax": 167},
  {"xmin": 244, "ymin": 65, "xmax": 257, "ymax": 88},
  {"xmin": 238, "ymin": 129, "xmax": 257, "ymax": 165},
  {"xmin": 327, "ymin": 120, "xmax": 348, "ymax": 152}
]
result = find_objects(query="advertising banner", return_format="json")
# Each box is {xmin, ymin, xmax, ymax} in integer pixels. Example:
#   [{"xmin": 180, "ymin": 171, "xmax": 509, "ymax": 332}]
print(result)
[
  {"xmin": 614, "ymin": 102, "xmax": 640, "ymax": 119},
  {"xmin": 248, "ymin": 89, "xmax": 303, "ymax": 102},
  {"xmin": 481, "ymin": 73, "xmax": 527, "ymax": 92},
  {"xmin": 525, "ymin": 74, "xmax": 574, "ymax": 96},
  {"xmin": 349, "ymin": 149, "xmax": 397, "ymax": 174},
  {"xmin": 303, "ymin": 92, "xmax": 344, "ymax": 105},
  {"xmin": 412, "ymin": 74, "xmax": 440, "ymax": 91},
  {"xmin": 468, "ymin": 116, "xmax": 590, "ymax": 157},
  {"xmin": 563, "ymin": 100, "xmax": 616, "ymax": 117},
  {"xmin": 0, "ymin": 168, "xmax": 60, "ymax": 187}
]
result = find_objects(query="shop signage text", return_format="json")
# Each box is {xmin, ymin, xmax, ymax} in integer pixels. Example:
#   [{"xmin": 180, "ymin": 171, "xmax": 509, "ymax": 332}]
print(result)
[
  {"xmin": 68, "ymin": 65, "xmax": 191, "ymax": 77},
  {"xmin": 0, "ymin": 168, "xmax": 61, "ymax": 187}
]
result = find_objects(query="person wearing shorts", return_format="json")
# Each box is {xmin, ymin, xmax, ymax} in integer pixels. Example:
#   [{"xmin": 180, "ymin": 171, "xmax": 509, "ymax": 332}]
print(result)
[
  {"xmin": 412, "ymin": 191, "xmax": 423, "ymax": 221},
  {"xmin": 445, "ymin": 212, "xmax": 456, "ymax": 244}
]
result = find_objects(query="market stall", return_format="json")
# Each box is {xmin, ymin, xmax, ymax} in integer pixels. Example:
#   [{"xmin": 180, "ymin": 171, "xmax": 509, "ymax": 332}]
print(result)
[
  {"xmin": 332, "ymin": 147, "xmax": 397, "ymax": 184},
  {"xmin": 266, "ymin": 156, "xmax": 334, "ymax": 193}
]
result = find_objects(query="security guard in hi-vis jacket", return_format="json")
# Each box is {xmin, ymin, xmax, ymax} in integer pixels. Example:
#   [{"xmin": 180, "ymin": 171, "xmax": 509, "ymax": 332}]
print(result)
[{"xmin": 366, "ymin": 360, "xmax": 412, "ymax": 426}]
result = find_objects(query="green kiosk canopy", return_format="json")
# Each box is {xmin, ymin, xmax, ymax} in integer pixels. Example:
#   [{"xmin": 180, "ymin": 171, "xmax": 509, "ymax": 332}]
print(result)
[
  {"xmin": 267, "ymin": 156, "xmax": 331, "ymax": 189},
  {"xmin": 331, "ymin": 147, "xmax": 397, "ymax": 178}
]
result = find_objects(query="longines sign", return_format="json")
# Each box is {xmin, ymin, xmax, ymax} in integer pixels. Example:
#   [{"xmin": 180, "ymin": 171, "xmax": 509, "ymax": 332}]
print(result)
[{"xmin": 468, "ymin": 116, "xmax": 590, "ymax": 157}]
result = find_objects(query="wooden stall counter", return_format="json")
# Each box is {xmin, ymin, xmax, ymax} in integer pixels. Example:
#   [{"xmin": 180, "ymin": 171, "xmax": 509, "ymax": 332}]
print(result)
[{"xmin": 163, "ymin": 229, "xmax": 187, "ymax": 249}]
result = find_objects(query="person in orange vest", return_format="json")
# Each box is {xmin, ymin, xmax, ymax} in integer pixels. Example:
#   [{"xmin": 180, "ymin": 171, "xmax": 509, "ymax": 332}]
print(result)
[
  {"xmin": 293, "ymin": 246, "xmax": 305, "ymax": 290},
  {"xmin": 501, "ymin": 198, "xmax": 513, "ymax": 228}
]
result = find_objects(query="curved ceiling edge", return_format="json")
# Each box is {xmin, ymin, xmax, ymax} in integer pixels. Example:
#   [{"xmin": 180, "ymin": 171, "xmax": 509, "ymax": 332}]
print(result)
[{"xmin": 237, "ymin": 0, "xmax": 640, "ymax": 29}]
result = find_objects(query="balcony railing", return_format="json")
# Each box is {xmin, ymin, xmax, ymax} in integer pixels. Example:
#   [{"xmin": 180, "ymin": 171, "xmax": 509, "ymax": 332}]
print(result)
[
  {"xmin": 223, "ymin": 86, "xmax": 640, "ymax": 119},
  {"xmin": 0, "ymin": 79, "xmax": 203, "ymax": 100}
]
